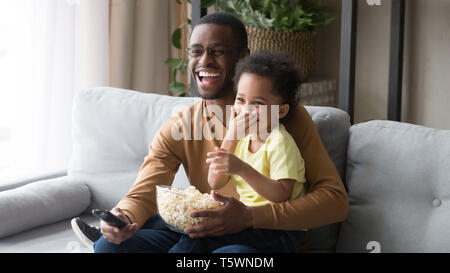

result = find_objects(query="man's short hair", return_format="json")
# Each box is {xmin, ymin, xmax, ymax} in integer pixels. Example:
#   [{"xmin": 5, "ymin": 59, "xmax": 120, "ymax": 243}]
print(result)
[
  {"xmin": 195, "ymin": 12, "xmax": 248, "ymax": 49},
  {"xmin": 233, "ymin": 51, "xmax": 301, "ymax": 116}
]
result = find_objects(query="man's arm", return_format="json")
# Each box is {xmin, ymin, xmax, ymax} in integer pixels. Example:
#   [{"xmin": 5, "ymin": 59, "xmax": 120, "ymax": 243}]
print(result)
[{"xmin": 116, "ymin": 116, "xmax": 183, "ymax": 228}]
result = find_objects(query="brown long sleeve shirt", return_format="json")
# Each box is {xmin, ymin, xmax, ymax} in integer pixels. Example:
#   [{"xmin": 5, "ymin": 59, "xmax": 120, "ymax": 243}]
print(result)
[{"xmin": 117, "ymin": 100, "xmax": 349, "ymax": 230}]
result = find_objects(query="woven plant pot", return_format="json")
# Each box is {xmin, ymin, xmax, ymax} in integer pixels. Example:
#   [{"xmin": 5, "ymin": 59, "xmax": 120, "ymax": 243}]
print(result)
[{"xmin": 245, "ymin": 26, "xmax": 316, "ymax": 81}]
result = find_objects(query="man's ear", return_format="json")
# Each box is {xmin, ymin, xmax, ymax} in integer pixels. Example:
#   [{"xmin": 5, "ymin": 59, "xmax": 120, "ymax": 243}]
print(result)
[{"xmin": 279, "ymin": 104, "xmax": 290, "ymax": 119}]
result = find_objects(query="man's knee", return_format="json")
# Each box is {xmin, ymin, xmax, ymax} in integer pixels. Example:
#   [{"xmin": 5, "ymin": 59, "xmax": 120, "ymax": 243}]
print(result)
[
  {"xmin": 94, "ymin": 236, "xmax": 126, "ymax": 253},
  {"xmin": 168, "ymin": 236, "xmax": 205, "ymax": 253}
]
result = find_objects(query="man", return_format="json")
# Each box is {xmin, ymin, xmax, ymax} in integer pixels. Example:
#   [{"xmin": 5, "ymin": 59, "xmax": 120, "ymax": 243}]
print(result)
[{"xmin": 71, "ymin": 12, "xmax": 348, "ymax": 253}]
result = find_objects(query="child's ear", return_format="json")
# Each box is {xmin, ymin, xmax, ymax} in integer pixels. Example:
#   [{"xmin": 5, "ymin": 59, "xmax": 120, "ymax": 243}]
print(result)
[{"xmin": 279, "ymin": 104, "xmax": 290, "ymax": 119}]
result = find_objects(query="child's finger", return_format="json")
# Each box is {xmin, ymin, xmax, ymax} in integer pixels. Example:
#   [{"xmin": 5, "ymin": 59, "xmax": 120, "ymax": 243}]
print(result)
[
  {"xmin": 206, "ymin": 151, "xmax": 228, "ymax": 158},
  {"xmin": 206, "ymin": 157, "xmax": 227, "ymax": 165},
  {"xmin": 213, "ymin": 169, "xmax": 229, "ymax": 175},
  {"xmin": 247, "ymin": 113, "xmax": 258, "ymax": 128},
  {"xmin": 231, "ymin": 107, "xmax": 237, "ymax": 118},
  {"xmin": 215, "ymin": 146, "xmax": 226, "ymax": 152}
]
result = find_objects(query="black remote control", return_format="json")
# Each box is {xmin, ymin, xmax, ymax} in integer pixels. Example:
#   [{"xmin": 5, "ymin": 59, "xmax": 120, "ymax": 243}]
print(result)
[{"xmin": 91, "ymin": 209, "xmax": 128, "ymax": 228}]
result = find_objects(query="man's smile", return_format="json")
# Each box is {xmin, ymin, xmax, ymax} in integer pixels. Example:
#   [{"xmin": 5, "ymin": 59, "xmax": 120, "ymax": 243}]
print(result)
[{"xmin": 195, "ymin": 69, "xmax": 222, "ymax": 88}]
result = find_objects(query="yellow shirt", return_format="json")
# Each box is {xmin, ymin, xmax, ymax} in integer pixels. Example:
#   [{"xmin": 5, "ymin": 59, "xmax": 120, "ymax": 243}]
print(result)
[{"xmin": 232, "ymin": 124, "xmax": 306, "ymax": 207}]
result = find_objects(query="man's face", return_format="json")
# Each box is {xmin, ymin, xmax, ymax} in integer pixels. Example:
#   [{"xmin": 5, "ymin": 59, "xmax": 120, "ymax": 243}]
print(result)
[{"xmin": 188, "ymin": 24, "xmax": 245, "ymax": 100}]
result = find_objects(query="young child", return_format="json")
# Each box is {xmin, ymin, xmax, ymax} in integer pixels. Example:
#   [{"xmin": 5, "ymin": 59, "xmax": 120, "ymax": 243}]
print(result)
[
  {"xmin": 169, "ymin": 51, "xmax": 306, "ymax": 253},
  {"xmin": 207, "ymin": 51, "xmax": 306, "ymax": 208}
]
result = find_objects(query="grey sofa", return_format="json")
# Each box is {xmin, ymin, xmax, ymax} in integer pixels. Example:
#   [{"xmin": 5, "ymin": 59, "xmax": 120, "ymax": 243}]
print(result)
[{"xmin": 0, "ymin": 87, "xmax": 449, "ymax": 253}]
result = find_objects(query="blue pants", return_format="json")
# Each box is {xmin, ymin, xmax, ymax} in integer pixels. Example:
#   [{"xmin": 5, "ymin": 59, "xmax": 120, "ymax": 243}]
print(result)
[{"xmin": 94, "ymin": 214, "xmax": 305, "ymax": 253}]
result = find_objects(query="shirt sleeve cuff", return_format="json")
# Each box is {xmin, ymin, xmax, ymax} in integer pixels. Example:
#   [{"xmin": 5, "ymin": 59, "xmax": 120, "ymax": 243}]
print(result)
[{"xmin": 251, "ymin": 204, "xmax": 276, "ymax": 229}]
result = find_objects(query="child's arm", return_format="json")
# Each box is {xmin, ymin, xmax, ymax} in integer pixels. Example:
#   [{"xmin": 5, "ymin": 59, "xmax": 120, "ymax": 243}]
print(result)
[
  {"xmin": 207, "ymin": 150, "xmax": 294, "ymax": 202},
  {"xmin": 238, "ymin": 165, "xmax": 296, "ymax": 203},
  {"xmin": 207, "ymin": 108, "xmax": 257, "ymax": 190},
  {"xmin": 207, "ymin": 138, "xmax": 241, "ymax": 190},
  {"xmin": 207, "ymin": 146, "xmax": 234, "ymax": 190}
]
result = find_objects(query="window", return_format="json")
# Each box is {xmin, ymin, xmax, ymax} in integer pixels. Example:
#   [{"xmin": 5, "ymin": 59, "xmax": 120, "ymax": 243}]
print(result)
[{"xmin": 0, "ymin": 0, "xmax": 109, "ymax": 183}]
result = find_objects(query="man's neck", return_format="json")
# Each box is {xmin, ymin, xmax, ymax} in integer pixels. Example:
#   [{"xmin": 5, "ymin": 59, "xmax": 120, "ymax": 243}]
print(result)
[{"xmin": 204, "ymin": 93, "xmax": 236, "ymax": 126}]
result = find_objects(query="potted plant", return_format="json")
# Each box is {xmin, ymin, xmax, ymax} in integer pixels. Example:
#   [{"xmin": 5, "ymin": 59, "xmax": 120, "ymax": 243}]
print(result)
[
  {"xmin": 214, "ymin": 0, "xmax": 335, "ymax": 80},
  {"xmin": 165, "ymin": 0, "xmax": 334, "ymax": 96}
]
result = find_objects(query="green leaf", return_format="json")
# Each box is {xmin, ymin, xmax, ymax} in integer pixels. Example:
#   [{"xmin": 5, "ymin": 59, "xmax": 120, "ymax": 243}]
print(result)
[
  {"xmin": 215, "ymin": 0, "xmax": 335, "ymax": 32},
  {"xmin": 201, "ymin": 0, "xmax": 216, "ymax": 9},
  {"xmin": 165, "ymin": 58, "xmax": 182, "ymax": 68},
  {"xmin": 171, "ymin": 28, "xmax": 182, "ymax": 49},
  {"xmin": 169, "ymin": 81, "xmax": 186, "ymax": 94}
]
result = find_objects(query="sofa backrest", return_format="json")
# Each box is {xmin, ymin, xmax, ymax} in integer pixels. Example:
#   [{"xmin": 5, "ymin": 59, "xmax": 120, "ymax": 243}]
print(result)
[
  {"xmin": 337, "ymin": 120, "xmax": 450, "ymax": 252},
  {"xmin": 68, "ymin": 87, "xmax": 199, "ymax": 210},
  {"xmin": 69, "ymin": 87, "xmax": 350, "ymax": 252}
]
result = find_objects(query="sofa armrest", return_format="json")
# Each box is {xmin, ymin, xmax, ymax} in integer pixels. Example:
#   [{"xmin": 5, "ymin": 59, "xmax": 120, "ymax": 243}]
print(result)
[
  {"xmin": 0, "ymin": 169, "xmax": 67, "ymax": 192},
  {"xmin": 0, "ymin": 175, "xmax": 91, "ymax": 238}
]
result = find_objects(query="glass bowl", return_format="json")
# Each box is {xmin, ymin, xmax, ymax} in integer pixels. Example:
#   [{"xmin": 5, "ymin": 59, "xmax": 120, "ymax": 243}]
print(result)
[{"xmin": 156, "ymin": 185, "xmax": 223, "ymax": 233}]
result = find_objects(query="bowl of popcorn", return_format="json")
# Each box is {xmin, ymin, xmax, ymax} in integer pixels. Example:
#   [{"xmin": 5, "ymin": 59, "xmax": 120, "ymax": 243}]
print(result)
[{"xmin": 156, "ymin": 185, "xmax": 224, "ymax": 233}]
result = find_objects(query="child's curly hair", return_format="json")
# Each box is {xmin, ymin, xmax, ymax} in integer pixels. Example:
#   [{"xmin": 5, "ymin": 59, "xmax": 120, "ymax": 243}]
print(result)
[{"xmin": 233, "ymin": 51, "xmax": 301, "ymax": 117}]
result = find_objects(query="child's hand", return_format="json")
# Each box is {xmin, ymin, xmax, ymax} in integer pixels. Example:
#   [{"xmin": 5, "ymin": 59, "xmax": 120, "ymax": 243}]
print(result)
[
  {"xmin": 206, "ymin": 147, "xmax": 247, "ymax": 176},
  {"xmin": 225, "ymin": 107, "xmax": 258, "ymax": 141}
]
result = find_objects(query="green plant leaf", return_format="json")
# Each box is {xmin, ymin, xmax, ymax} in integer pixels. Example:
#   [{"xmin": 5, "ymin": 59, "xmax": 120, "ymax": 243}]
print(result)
[
  {"xmin": 201, "ymin": 0, "xmax": 216, "ymax": 9},
  {"xmin": 215, "ymin": 0, "xmax": 335, "ymax": 32},
  {"xmin": 169, "ymin": 81, "xmax": 186, "ymax": 94},
  {"xmin": 171, "ymin": 28, "xmax": 182, "ymax": 49},
  {"xmin": 165, "ymin": 58, "xmax": 182, "ymax": 68}
]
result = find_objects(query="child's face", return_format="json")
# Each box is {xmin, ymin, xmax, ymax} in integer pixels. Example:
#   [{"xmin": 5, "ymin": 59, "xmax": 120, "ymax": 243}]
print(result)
[{"xmin": 234, "ymin": 72, "xmax": 289, "ymax": 133}]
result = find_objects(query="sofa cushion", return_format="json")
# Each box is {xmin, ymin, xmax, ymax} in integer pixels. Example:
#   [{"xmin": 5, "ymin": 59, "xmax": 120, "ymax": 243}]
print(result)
[
  {"xmin": 0, "ymin": 176, "xmax": 90, "ymax": 238},
  {"xmin": 68, "ymin": 87, "xmax": 199, "ymax": 210},
  {"xmin": 337, "ymin": 120, "xmax": 450, "ymax": 252},
  {"xmin": 0, "ymin": 215, "xmax": 98, "ymax": 253}
]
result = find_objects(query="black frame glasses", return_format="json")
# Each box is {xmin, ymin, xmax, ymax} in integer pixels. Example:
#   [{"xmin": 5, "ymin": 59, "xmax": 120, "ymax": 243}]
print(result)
[{"xmin": 185, "ymin": 46, "xmax": 246, "ymax": 58}]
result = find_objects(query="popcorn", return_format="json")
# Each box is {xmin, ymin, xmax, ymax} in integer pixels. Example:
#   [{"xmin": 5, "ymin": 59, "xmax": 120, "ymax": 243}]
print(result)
[{"xmin": 156, "ymin": 185, "xmax": 223, "ymax": 231}]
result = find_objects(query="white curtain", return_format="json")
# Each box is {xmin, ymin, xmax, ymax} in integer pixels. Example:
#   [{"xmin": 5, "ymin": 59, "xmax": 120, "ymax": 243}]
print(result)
[{"xmin": 0, "ymin": 0, "xmax": 109, "ymax": 181}]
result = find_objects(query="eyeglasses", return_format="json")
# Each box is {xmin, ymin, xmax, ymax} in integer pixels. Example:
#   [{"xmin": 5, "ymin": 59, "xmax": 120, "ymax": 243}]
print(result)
[{"xmin": 185, "ymin": 46, "xmax": 245, "ymax": 58}]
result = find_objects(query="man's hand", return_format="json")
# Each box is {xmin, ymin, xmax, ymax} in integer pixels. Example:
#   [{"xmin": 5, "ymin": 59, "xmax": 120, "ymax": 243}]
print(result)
[
  {"xmin": 184, "ymin": 191, "xmax": 253, "ymax": 238},
  {"xmin": 100, "ymin": 207, "xmax": 139, "ymax": 245}
]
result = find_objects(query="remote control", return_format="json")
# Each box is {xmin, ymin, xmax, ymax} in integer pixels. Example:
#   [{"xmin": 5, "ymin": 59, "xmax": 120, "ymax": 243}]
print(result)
[{"xmin": 91, "ymin": 209, "xmax": 128, "ymax": 228}]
